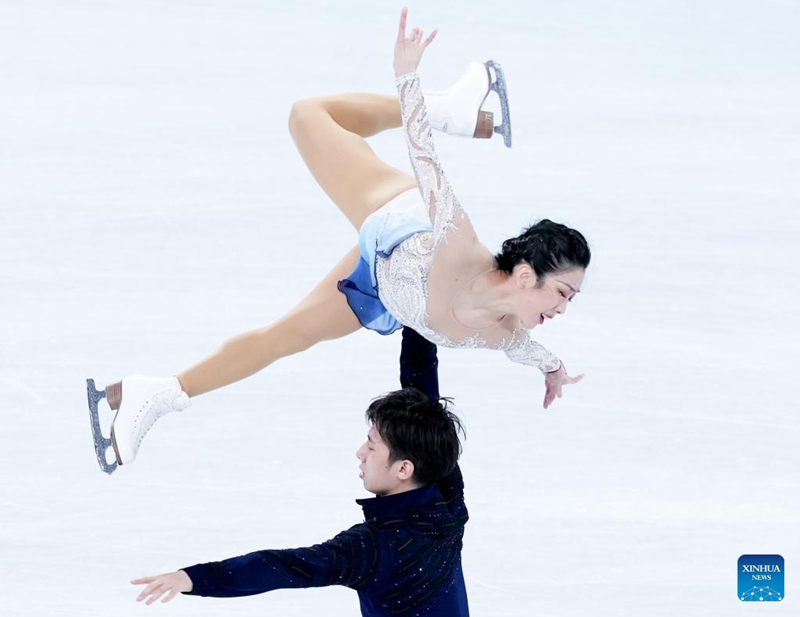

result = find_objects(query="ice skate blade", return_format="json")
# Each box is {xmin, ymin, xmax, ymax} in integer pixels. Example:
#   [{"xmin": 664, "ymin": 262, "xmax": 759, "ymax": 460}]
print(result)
[
  {"xmin": 486, "ymin": 60, "xmax": 512, "ymax": 148},
  {"xmin": 86, "ymin": 378, "xmax": 118, "ymax": 475}
]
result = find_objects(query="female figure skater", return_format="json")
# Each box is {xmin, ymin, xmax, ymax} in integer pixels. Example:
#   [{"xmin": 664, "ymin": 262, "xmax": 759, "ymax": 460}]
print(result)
[{"xmin": 87, "ymin": 8, "xmax": 591, "ymax": 474}]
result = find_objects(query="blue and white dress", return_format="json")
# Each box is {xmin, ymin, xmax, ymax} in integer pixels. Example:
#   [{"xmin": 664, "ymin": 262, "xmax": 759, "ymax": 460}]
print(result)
[{"xmin": 338, "ymin": 72, "xmax": 561, "ymax": 374}]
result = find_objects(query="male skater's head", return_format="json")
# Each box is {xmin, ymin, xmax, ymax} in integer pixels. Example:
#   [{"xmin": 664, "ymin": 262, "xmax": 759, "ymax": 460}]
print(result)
[{"xmin": 356, "ymin": 388, "xmax": 464, "ymax": 496}]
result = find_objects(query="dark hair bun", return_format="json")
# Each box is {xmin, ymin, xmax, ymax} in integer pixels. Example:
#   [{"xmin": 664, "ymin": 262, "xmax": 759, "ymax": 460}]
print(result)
[{"xmin": 495, "ymin": 219, "xmax": 590, "ymax": 277}]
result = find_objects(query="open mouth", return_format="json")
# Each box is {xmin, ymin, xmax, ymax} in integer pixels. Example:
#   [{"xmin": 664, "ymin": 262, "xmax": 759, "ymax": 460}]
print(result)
[{"xmin": 539, "ymin": 313, "xmax": 555, "ymax": 325}]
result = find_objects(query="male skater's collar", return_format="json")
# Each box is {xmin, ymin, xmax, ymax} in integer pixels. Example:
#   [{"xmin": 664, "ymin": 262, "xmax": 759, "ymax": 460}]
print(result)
[{"xmin": 356, "ymin": 482, "xmax": 442, "ymax": 520}]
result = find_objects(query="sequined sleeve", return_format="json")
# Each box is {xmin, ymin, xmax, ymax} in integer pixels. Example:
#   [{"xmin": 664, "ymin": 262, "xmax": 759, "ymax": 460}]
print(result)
[
  {"xmin": 396, "ymin": 72, "xmax": 467, "ymax": 247},
  {"xmin": 182, "ymin": 525, "xmax": 379, "ymax": 597},
  {"xmin": 504, "ymin": 330, "xmax": 562, "ymax": 374}
]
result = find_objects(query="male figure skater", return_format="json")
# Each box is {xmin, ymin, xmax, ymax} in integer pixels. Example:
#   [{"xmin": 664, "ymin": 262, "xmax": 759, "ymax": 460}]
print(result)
[{"xmin": 131, "ymin": 328, "xmax": 469, "ymax": 616}]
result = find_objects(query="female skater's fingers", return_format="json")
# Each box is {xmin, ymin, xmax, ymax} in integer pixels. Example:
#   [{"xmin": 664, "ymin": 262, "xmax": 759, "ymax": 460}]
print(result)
[
  {"xmin": 543, "ymin": 382, "xmax": 553, "ymax": 409},
  {"xmin": 423, "ymin": 28, "xmax": 438, "ymax": 48},
  {"xmin": 566, "ymin": 373, "xmax": 585, "ymax": 385},
  {"xmin": 131, "ymin": 576, "xmax": 156, "ymax": 585},
  {"xmin": 162, "ymin": 587, "xmax": 180, "ymax": 603},
  {"xmin": 397, "ymin": 7, "xmax": 407, "ymax": 39},
  {"xmin": 542, "ymin": 365, "xmax": 583, "ymax": 408},
  {"xmin": 393, "ymin": 8, "xmax": 436, "ymax": 76}
]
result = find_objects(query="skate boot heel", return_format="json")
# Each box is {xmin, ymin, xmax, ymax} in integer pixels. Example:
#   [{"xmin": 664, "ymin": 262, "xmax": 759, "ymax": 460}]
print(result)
[
  {"xmin": 473, "ymin": 110, "xmax": 494, "ymax": 139},
  {"xmin": 105, "ymin": 381, "xmax": 122, "ymax": 411},
  {"xmin": 103, "ymin": 381, "xmax": 124, "ymax": 469}
]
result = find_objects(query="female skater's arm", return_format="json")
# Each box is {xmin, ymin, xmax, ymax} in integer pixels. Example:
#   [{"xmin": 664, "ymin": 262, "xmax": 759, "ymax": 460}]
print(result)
[{"xmin": 394, "ymin": 9, "xmax": 475, "ymax": 246}]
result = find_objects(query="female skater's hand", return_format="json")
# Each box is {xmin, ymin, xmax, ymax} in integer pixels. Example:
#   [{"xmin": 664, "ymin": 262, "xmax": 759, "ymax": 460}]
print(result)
[
  {"xmin": 394, "ymin": 7, "xmax": 438, "ymax": 77},
  {"xmin": 131, "ymin": 570, "xmax": 193, "ymax": 604},
  {"xmin": 543, "ymin": 363, "xmax": 584, "ymax": 409}
]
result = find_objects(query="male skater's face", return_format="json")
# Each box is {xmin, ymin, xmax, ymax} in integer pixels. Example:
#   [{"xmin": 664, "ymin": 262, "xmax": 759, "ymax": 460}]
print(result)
[{"xmin": 356, "ymin": 425, "xmax": 412, "ymax": 496}]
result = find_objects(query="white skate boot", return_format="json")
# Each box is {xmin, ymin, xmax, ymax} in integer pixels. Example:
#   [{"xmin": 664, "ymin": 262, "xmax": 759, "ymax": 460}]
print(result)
[
  {"xmin": 424, "ymin": 59, "xmax": 513, "ymax": 147},
  {"xmin": 86, "ymin": 375, "xmax": 190, "ymax": 474}
]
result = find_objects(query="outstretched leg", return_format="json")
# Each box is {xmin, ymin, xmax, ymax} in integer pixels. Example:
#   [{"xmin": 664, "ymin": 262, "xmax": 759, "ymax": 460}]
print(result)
[
  {"xmin": 178, "ymin": 245, "xmax": 362, "ymax": 397},
  {"xmin": 94, "ymin": 246, "xmax": 363, "ymax": 470}
]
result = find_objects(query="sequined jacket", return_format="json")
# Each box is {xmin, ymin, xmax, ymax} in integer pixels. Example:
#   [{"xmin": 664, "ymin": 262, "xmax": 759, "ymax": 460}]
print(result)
[{"xmin": 182, "ymin": 330, "xmax": 469, "ymax": 616}]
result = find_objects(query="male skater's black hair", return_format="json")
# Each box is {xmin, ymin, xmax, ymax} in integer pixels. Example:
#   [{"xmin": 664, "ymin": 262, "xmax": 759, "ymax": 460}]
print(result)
[{"xmin": 366, "ymin": 388, "xmax": 464, "ymax": 486}]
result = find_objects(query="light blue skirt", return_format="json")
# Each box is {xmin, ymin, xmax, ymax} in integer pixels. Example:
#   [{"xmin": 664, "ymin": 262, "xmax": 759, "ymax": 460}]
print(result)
[{"xmin": 337, "ymin": 190, "xmax": 432, "ymax": 335}]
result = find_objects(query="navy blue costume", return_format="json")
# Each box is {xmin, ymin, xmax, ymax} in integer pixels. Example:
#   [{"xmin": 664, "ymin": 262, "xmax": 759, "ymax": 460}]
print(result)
[{"xmin": 182, "ymin": 328, "xmax": 469, "ymax": 617}]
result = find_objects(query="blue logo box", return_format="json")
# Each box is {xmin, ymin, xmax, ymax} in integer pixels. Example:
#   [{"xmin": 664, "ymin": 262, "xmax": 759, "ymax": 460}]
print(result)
[{"xmin": 739, "ymin": 555, "xmax": 784, "ymax": 602}]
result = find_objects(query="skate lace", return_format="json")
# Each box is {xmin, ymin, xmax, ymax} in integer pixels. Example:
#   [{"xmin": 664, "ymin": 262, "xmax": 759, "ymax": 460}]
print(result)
[{"xmin": 133, "ymin": 391, "xmax": 189, "ymax": 447}]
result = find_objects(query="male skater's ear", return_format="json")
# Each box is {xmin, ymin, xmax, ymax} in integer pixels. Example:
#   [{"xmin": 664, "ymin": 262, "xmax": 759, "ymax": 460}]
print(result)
[{"xmin": 396, "ymin": 458, "xmax": 416, "ymax": 481}]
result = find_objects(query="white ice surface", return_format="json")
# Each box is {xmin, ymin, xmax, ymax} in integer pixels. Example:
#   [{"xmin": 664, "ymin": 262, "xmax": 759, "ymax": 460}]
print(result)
[{"xmin": 1, "ymin": 1, "xmax": 799, "ymax": 615}]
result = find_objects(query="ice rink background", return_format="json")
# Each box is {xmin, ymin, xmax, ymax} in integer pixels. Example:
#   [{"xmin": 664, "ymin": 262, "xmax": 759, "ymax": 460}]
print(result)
[{"xmin": 1, "ymin": 1, "xmax": 798, "ymax": 615}]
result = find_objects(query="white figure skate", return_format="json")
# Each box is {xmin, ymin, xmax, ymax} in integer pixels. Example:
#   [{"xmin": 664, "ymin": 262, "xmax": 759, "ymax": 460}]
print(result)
[
  {"xmin": 424, "ymin": 59, "xmax": 513, "ymax": 147},
  {"xmin": 86, "ymin": 375, "xmax": 190, "ymax": 474}
]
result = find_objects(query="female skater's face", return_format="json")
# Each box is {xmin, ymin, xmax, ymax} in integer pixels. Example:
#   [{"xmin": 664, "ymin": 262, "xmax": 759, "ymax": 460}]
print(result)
[
  {"xmin": 517, "ymin": 266, "xmax": 585, "ymax": 329},
  {"xmin": 356, "ymin": 426, "xmax": 414, "ymax": 496}
]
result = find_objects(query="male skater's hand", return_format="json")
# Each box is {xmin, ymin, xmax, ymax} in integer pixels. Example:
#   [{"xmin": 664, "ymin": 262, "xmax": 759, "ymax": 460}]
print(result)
[
  {"xmin": 394, "ymin": 7, "xmax": 438, "ymax": 77},
  {"xmin": 131, "ymin": 570, "xmax": 193, "ymax": 604},
  {"xmin": 543, "ymin": 363, "xmax": 584, "ymax": 409}
]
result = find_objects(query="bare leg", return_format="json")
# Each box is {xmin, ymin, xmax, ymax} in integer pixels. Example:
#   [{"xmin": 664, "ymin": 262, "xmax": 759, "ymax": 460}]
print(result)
[
  {"xmin": 288, "ymin": 93, "xmax": 417, "ymax": 229},
  {"xmin": 177, "ymin": 93, "xmax": 417, "ymax": 397},
  {"xmin": 178, "ymin": 245, "xmax": 362, "ymax": 397}
]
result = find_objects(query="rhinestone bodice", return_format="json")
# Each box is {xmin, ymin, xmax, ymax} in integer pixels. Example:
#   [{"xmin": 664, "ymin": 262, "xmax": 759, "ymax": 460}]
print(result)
[{"xmin": 370, "ymin": 73, "xmax": 560, "ymax": 373}]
